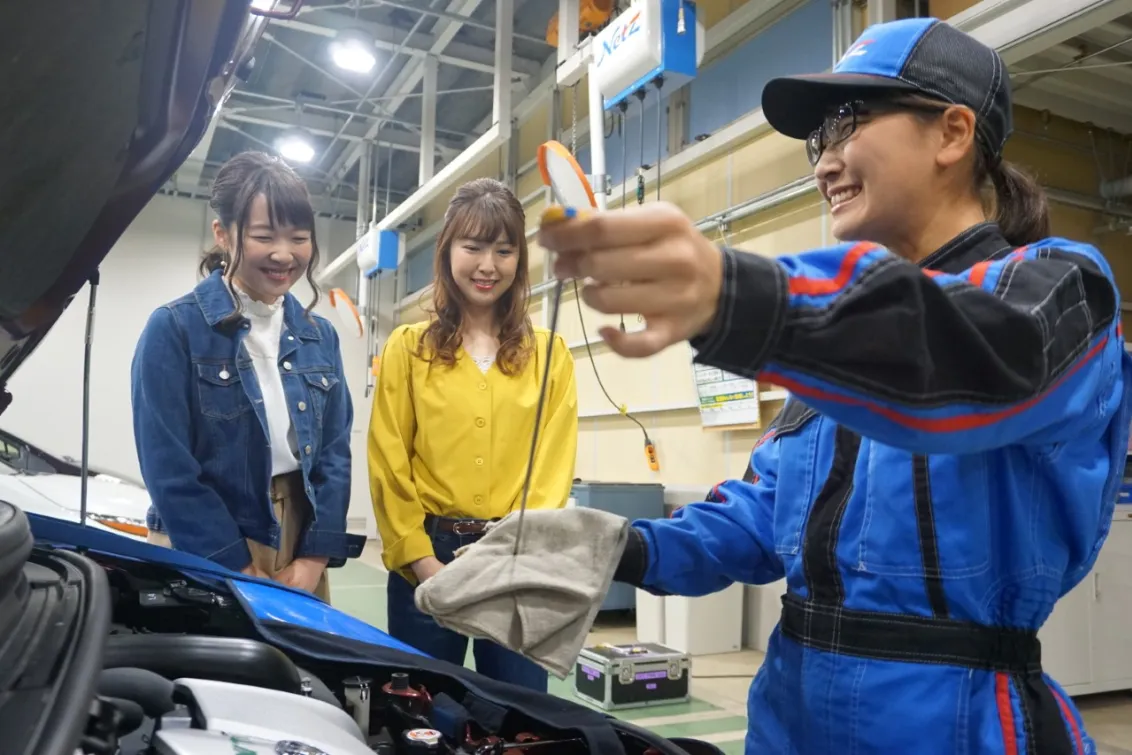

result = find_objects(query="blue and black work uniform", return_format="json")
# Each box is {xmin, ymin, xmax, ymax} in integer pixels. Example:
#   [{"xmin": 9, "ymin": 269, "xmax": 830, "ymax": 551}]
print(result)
[{"xmin": 614, "ymin": 18, "xmax": 1132, "ymax": 755}]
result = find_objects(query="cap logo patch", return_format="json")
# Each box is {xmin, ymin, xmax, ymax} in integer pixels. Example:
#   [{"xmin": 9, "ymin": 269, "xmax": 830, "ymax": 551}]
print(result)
[{"xmin": 838, "ymin": 39, "xmax": 873, "ymax": 65}]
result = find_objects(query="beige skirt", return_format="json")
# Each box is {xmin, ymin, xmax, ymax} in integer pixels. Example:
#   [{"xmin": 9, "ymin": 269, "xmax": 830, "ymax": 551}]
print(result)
[{"xmin": 147, "ymin": 471, "xmax": 331, "ymax": 602}]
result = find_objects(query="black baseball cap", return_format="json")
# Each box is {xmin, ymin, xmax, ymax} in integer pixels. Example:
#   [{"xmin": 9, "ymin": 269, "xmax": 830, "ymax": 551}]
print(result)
[{"xmin": 761, "ymin": 18, "xmax": 1012, "ymax": 161}]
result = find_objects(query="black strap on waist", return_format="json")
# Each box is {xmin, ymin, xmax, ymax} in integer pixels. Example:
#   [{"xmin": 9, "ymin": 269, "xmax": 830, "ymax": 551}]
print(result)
[{"xmin": 779, "ymin": 593, "xmax": 1042, "ymax": 674}]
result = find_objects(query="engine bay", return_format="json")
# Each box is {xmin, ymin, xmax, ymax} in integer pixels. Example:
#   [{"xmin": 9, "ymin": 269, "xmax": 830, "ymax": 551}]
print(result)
[{"xmin": 2, "ymin": 503, "xmax": 717, "ymax": 755}]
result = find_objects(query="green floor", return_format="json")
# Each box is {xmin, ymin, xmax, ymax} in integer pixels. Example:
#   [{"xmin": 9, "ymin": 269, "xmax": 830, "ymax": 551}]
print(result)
[{"xmin": 329, "ymin": 561, "xmax": 748, "ymax": 752}]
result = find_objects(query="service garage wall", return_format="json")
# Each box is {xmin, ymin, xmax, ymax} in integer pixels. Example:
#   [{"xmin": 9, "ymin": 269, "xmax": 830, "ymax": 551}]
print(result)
[{"xmin": 1, "ymin": 194, "xmax": 378, "ymax": 536}]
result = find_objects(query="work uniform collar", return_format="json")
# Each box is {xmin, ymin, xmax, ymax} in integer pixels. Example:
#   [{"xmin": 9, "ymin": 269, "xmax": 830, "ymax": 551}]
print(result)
[
  {"xmin": 919, "ymin": 222, "xmax": 1013, "ymax": 275},
  {"xmin": 194, "ymin": 269, "xmax": 321, "ymax": 340}
]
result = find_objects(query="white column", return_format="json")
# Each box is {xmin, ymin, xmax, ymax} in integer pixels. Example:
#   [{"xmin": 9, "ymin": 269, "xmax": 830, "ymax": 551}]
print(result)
[
  {"xmin": 493, "ymin": 0, "xmax": 514, "ymax": 127},
  {"xmin": 557, "ymin": 0, "xmax": 580, "ymax": 69},
  {"xmin": 420, "ymin": 55, "xmax": 438, "ymax": 185},
  {"xmin": 587, "ymin": 62, "xmax": 607, "ymax": 211}
]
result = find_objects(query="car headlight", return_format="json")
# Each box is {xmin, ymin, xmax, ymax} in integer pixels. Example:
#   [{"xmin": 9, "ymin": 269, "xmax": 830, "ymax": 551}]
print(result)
[{"xmin": 91, "ymin": 515, "xmax": 148, "ymax": 538}]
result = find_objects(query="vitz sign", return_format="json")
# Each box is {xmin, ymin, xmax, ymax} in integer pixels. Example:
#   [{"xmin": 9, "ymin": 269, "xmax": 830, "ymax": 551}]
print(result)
[
  {"xmin": 595, "ymin": 10, "xmax": 644, "ymax": 68},
  {"xmin": 591, "ymin": 0, "xmax": 699, "ymax": 112}
]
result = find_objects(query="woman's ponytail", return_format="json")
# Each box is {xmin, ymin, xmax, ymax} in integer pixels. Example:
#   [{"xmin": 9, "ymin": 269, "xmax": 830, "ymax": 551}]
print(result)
[
  {"xmin": 199, "ymin": 246, "xmax": 230, "ymax": 279},
  {"xmin": 986, "ymin": 158, "xmax": 1051, "ymax": 247}
]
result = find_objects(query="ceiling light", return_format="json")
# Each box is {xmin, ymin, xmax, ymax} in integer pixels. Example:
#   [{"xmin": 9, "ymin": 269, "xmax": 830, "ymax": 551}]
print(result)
[
  {"xmin": 276, "ymin": 128, "xmax": 315, "ymax": 164},
  {"xmin": 250, "ymin": 0, "xmax": 276, "ymax": 9},
  {"xmin": 330, "ymin": 29, "xmax": 378, "ymax": 74}
]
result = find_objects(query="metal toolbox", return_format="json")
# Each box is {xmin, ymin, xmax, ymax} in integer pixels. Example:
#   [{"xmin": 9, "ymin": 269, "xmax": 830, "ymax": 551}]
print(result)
[{"xmin": 573, "ymin": 643, "xmax": 691, "ymax": 711}]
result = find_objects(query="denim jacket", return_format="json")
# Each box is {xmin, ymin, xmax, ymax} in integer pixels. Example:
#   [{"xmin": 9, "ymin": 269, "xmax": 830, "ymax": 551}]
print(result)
[{"xmin": 131, "ymin": 270, "xmax": 353, "ymax": 571}]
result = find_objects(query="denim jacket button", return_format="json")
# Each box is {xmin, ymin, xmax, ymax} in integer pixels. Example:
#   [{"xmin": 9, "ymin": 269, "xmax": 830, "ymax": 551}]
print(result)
[
  {"xmin": 282, "ymin": 361, "xmax": 292, "ymax": 371},
  {"xmin": 298, "ymin": 401, "xmax": 307, "ymax": 412},
  {"xmin": 219, "ymin": 369, "xmax": 230, "ymax": 381},
  {"xmin": 287, "ymin": 335, "xmax": 295, "ymax": 341},
  {"xmin": 304, "ymin": 445, "xmax": 312, "ymax": 455},
  {"xmin": 321, "ymin": 376, "xmax": 329, "ymax": 387}
]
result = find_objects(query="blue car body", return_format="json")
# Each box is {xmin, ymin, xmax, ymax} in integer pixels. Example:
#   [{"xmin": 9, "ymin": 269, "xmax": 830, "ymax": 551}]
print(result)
[{"xmin": 27, "ymin": 512, "xmax": 427, "ymax": 659}]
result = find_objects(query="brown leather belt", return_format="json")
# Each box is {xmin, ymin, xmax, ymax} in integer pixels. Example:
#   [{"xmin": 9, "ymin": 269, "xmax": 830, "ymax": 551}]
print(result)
[{"xmin": 424, "ymin": 515, "xmax": 497, "ymax": 536}]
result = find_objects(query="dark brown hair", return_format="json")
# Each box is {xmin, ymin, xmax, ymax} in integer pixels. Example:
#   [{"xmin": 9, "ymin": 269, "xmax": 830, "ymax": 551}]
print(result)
[
  {"xmin": 894, "ymin": 94, "xmax": 1050, "ymax": 247},
  {"xmin": 417, "ymin": 178, "xmax": 533, "ymax": 376},
  {"xmin": 200, "ymin": 150, "xmax": 321, "ymax": 321}
]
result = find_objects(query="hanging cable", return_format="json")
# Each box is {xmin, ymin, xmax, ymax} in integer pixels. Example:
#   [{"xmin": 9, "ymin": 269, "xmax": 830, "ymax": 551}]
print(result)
[
  {"xmin": 558, "ymin": 87, "xmax": 658, "ymax": 471},
  {"xmin": 572, "ymin": 279, "xmax": 659, "ymax": 471}
]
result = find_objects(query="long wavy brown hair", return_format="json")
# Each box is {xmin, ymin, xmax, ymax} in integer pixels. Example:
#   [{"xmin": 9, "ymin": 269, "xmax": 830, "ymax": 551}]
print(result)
[{"xmin": 417, "ymin": 178, "xmax": 533, "ymax": 375}]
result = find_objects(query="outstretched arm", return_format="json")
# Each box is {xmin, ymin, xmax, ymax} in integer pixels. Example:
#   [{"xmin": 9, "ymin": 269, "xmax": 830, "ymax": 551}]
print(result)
[
  {"xmin": 693, "ymin": 239, "xmax": 1123, "ymax": 454},
  {"xmin": 615, "ymin": 428, "xmax": 783, "ymax": 596}
]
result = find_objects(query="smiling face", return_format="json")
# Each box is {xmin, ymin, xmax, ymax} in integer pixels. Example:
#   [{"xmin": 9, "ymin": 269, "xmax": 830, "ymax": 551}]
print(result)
[
  {"xmin": 214, "ymin": 193, "xmax": 313, "ymax": 303},
  {"xmin": 812, "ymin": 103, "xmax": 941, "ymax": 247},
  {"xmin": 449, "ymin": 232, "xmax": 519, "ymax": 311}
]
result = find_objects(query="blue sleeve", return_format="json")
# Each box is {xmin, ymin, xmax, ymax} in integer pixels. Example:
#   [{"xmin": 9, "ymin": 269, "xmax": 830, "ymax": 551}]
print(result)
[
  {"xmin": 633, "ymin": 430, "xmax": 783, "ymax": 596},
  {"xmin": 691, "ymin": 239, "xmax": 1123, "ymax": 455},
  {"xmin": 131, "ymin": 307, "xmax": 252, "ymax": 572},
  {"xmin": 300, "ymin": 322, "xmax": 353, "ymax": 563}
]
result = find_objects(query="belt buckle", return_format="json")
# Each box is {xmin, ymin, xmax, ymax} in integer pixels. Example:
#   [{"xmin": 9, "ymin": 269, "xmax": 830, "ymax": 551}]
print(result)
[{"xmin": 451, "ymin": 520, "xmax": 483, "ymax": 536}]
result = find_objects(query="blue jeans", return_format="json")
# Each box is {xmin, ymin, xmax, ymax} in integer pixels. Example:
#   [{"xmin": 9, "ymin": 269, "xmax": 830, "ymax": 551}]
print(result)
[{"xmin": 386, "ymin": 526, "xmax": 549, "ymax": 692}]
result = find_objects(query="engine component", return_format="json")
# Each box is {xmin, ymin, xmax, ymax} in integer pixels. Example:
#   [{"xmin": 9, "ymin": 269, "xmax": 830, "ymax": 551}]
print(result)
[
  {"xmin": 153, "ymin": 677, "xmax": 371, "ymax": 755},
  {"xmin": 103, "ymin": 634, "xmax": 303, "ymax": 694},
  {"xmin": 402, "ymin": 728, "xmax": 442, "ymax": 751},
  {"xmin": 381, "ymin": 672, "xmax": 431, "ymax": 718},
  {"xmin": 342, "ymin": 676, "xmax": 371, "ymax": 734}
]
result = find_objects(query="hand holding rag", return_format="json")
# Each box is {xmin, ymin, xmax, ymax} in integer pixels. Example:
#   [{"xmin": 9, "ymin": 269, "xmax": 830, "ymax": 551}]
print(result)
[{"xmin": 413, "ymin": 508, "xmax": 629, "ymax": 679}]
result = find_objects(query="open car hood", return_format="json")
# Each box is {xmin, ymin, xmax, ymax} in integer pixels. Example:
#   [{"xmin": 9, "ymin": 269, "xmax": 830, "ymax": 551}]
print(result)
[{"xmin": 0, "ymin": 1, "xmax": 289, "ymax": 415}]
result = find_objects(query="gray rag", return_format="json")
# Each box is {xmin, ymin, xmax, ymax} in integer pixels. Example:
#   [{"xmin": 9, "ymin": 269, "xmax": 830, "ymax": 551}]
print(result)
[{"xmin": 413, "ymin": 507, "xmax": 629, "ymax": 679}]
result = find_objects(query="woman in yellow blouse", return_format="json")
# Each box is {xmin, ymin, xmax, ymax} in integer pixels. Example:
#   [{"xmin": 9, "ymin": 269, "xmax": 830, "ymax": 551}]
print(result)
[{"xmin": 368, "ymin": 177, "xmax": 578, "ymax": 690}]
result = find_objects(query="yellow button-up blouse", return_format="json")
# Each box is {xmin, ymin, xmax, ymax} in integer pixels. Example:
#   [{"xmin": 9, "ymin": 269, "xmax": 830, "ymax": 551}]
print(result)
[{"xmin": 368, "ymin": 320, "xmax": 579, "ymax": 576}]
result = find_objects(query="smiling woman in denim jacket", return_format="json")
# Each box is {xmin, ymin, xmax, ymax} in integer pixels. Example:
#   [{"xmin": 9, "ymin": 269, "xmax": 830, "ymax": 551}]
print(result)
[{"xmin": 131, "ymin": 151, "xmax": 352, "ymax": 601}]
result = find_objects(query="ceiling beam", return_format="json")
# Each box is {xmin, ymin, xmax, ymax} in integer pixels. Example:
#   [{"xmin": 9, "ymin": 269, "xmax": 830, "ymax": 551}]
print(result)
[
  {"xmin": 324, "ymin": 0, "xmax": 489, "ymax": 191},
  {"xmin": 270, "ymin": 15, "xmax": 541, "ymax": 79},
  {"xmin": 372, "ymin": 0, "xmax": 551, "ymax": 46},
  {"xmin": 1018, "ymin": 43, "xmax": 1132, "ymax": 89},
  {"xmin": 227, "ymin": 90, "xmax": 475, "ymax": 138},
  {"xmin": 221, "ymin": 112, "xmax": 465, "ymax": 157},
  {"xmin": 1013, "ymin": 78, "xmax": 1132, "ymax": 134}
]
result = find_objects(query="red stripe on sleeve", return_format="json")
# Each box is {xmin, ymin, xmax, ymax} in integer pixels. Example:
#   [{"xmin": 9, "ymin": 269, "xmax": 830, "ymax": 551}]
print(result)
[
  {"xmin": 757, "ymin": 335, "xmax": 1107, "ymax": 434},
  {"xmin": 788, "ymin": 242, "xmax": 879, "ymax": 297}
]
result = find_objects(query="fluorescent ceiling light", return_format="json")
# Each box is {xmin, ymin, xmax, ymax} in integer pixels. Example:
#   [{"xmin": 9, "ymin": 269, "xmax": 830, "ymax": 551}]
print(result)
[
  {"xmin": 330, "ymin": 29, "xmax": 378, "ymax": 74},
  {"xmin": 250, "ymin": 0, "xmax": 276, "ymax": 9},
  {"xmin": 276, "ymin": 129, "xmax": 315, "ymax": 164}
]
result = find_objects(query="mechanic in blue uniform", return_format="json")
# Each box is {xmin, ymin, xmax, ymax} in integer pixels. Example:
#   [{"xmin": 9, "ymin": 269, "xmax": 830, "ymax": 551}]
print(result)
[{"xmin": 539, "ymin": 17, "xmax": 1132, "ymax": 755}]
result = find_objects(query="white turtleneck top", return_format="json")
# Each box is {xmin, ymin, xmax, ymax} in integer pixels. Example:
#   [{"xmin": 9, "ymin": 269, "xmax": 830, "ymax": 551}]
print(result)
[{"xmin": 236, "ymin": 289, "xmax": 301, "ymax": 476}]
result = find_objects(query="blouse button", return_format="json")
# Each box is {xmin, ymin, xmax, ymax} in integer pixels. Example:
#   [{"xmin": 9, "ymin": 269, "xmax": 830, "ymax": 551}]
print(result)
[
  {"xmin": 282, "ymin": 361, "xmax": 293, "ymax": 371},
  {"xmin": 475, "ymin": 417, "xmax": 486, "ymax": 428},
  {"xmin": 475, "ymin": 457, "xmax": 484, "ymax": 466},
  {"xmin": 478, "ymin": 382, "xmax": 487, "ymax": 391},
  {"xmin": 474, "ymin": 495, "xmax": 484, "ymax": 505}
]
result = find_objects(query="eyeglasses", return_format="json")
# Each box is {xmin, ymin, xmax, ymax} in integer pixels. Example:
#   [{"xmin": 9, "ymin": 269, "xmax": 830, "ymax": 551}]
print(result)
[{"xmin": 805, "ymin": 99, "xmax": 950, "ymax": 166}]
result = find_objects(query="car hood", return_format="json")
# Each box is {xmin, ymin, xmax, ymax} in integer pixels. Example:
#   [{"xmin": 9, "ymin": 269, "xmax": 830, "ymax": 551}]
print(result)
[
  {"xmin": 0, "ymin": 2, "xmax": 271, "ymax": 414},
  {"xmin": 14, "ymin": 473, "xmax": 150, "ymax": 521}
]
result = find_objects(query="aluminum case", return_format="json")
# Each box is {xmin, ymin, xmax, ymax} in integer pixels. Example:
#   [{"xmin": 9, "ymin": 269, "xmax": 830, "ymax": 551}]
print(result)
[{"xmin": 574, "ymin": 643, "xmax": 691, "ymax": 711}]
